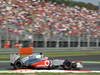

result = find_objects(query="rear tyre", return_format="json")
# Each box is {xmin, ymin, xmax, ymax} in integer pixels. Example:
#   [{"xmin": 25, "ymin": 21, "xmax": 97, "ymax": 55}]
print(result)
[{"xmin": 13, "ymin": 59, "xmax": 23, "ymax": 69}]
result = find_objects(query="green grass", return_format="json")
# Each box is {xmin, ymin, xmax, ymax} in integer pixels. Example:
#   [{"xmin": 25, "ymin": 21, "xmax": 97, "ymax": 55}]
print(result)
[
  {"xmin": 0, "ymin": 51, "xmax": 100, "ymax": 60},
  {"xmin": 35, "ymin": 73, "xmax": 100, "ymax": 75},
  {"xmin": 0, "ymin": 73, "xmax": 24, "ymax": 75},
  {"xmin": 45, "ymin": 51, "xmax": 100, "ymax": 57},
  {"xmin": 0, "ymin": 73, "xmax": 100, "ymax": 75},
  {"xmin": 0, "ymin": 55, "xmax": 10, "ymax": 60}
]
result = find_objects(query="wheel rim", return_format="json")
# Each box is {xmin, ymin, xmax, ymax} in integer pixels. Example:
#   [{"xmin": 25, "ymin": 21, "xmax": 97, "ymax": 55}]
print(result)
[{"xmin": 15, "ymin": 61, "xmax": 22, "ymax": 69}]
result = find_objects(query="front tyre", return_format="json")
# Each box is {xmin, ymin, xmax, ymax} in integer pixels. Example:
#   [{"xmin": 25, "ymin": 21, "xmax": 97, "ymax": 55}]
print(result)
[
  {"xmin": 63, "ymin": 60, "xmax": 72, "ymax": 70},
  {"xmin": 71, "ymin": 63, "xmax": 77, "ymax": 70}
]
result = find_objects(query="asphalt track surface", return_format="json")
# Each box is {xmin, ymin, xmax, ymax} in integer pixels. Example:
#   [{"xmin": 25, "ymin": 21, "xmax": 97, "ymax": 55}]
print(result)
[{"xmin": 0, "ymin": 55, "xmax": 100, "ymax": 70}]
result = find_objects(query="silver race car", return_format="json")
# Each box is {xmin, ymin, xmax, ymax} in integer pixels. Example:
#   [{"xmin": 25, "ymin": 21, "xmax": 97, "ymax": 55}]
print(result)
[{"xmin": 10, "ymin": 53, "xmax": 83, "ymax": 70}]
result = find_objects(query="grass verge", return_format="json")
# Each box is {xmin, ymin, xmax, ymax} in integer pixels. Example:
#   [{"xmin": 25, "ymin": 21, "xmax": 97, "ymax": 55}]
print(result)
[
  {"xmin": 45, "ymin": 51, "xmax": 100, "ymax": 57},
  {"xmin": 36, "ymin": 73, "xmax": 100, "ymax": 75},
  {"xmin": 0, "ymin": 73, "xmax": 100, "ymax": 75},
  {"xmin": 0, "ymin": 73, "xmax": 24, "ymax": 75},
  {"xmin": 0, "ymin": 51, "xmax": 100, "ymax": 60}
]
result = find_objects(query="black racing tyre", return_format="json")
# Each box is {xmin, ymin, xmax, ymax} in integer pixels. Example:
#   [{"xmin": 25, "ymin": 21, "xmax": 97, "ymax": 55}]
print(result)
[
  {"xmin": 71, "ymin": 63, "xmax": 77, "ymax": 68},
  {"xmin": 72, "ymin": 63, "xmax": 81, "ymax": 70},
  {"xmin": 13, "ymin": 59, "xmax": 23, "ymax": 69},
  {"xmin": 63, "ymin": 64, "xmax": 71, "ymax": 70},
  {"xmin": 63, "ymin": 59, "xmax": 71, "ymax": 70}
]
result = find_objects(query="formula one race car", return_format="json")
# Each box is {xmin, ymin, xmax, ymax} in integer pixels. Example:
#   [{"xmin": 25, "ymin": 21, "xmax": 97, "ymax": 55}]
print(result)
[{"xmin": 10, "ymin": 53, "xmax": 83, "ymax": 70}]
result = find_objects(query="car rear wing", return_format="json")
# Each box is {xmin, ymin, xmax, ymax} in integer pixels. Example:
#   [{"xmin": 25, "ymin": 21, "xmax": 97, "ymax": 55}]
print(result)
[
  {"xmin": 19, "ymin": 48, "xmax": 33, "ymax": 56},
  {"xmin": 10, "ymin": 48, "xmax": 34, "ymax": 63}
]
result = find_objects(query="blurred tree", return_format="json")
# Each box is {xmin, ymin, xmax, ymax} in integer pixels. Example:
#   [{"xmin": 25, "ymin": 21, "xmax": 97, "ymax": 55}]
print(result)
[{"xmin": 49, "ymin": 0, "xmax": 98, "ymax": 10}]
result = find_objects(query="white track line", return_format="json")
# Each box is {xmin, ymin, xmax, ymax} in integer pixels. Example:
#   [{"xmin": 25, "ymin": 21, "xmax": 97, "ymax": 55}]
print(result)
[{"xmin": 0, "ymin": 70, "xmax": 99, "ymax": 73}]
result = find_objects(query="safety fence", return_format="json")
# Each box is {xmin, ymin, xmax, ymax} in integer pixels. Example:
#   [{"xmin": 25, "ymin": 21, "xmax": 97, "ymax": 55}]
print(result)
[
  {"xmin": 0, "ymin": 39, "xmax": 100, "ymax": 48},
  {"xmin": 0, "ymin": 32, "xmax": 100, "ymax": 48}
]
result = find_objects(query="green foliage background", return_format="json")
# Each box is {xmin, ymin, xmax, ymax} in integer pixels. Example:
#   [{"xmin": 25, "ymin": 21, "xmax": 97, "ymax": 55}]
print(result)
[{"xmin": 47, "ymin": 0, "xmax": 98, "ymax": 10}]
